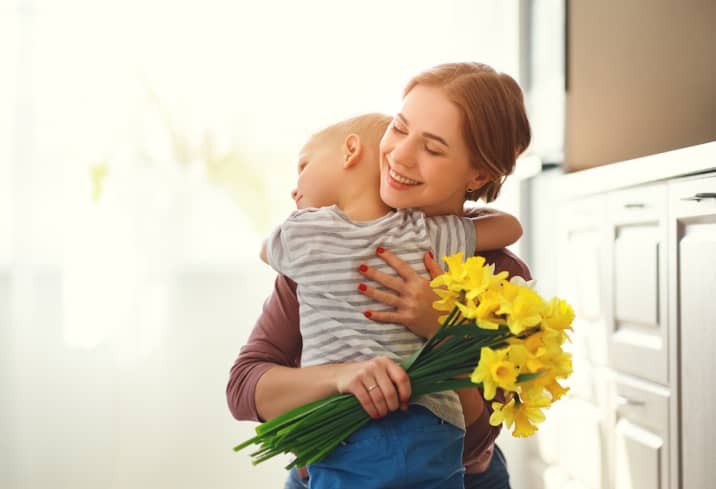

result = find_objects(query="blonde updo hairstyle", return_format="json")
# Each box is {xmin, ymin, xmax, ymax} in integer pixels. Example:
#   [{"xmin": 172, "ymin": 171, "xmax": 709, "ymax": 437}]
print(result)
[{"xmin": 404, "ymin": 62, "xmax": 531, "ymax": 203}]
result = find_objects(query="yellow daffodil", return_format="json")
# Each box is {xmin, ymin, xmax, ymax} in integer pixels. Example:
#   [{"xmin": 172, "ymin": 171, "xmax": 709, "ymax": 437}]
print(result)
[
  {"xmin": 431, "ymin": 254, "xmax": 508, "ymax": 298},
  {"xmin": 471, "ymin": 347, "xmax": 519, "ymax": 400},
  {"xmin": 430, "ymin": 252, "xmax": 472, "ymax": 292},
  {"xmin": 497, "ymin": 281, "xmax": 546, "ymax": 335},
  {"xmin": 512, "ymin": 398, "xmax": 549, "ymax": 437},
  {"xmin": 543, "ymin": 378, "xmax": 570, "ymax": 401},
  {"xmin": 490, "ymin": 391, "xmax": 551, "ymax": 437},
  {"xmin": 490, "ymin": 397, "xmax": 516, "ymax": 427},
  {"xmin": 432, "ymin": 288, "xmax": 459, "ymax": 310},
  {"xmin": 543, "ymin": 297, "xmax": 575, "ymax": 333},
  {"xmin": 472, "ymin": 288, "xmax": 504, "ymax": 330}
]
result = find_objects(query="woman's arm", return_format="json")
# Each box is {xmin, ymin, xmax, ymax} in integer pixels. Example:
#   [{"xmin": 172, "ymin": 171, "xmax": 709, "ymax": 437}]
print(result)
[
  {"xmin": 226, "ymin": 275, "xmax": 411, "ymax": 422},
  {"xmin": 226, "ymin": 275, "xmax": 303, "ymax": 421},
  {"xmin": 257, "ymin": 356, "xmax": 410, "ymax": 421}
]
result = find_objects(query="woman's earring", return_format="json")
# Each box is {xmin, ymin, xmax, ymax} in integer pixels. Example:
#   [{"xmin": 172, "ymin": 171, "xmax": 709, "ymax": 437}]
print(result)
[{"xmin": 466, "ymin": 187, "xmax": 474, "ymax": 193}]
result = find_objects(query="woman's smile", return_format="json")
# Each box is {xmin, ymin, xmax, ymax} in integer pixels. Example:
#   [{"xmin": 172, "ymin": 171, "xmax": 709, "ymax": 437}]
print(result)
[{"xmin": 387, "ymin": 166, "xmax": 421, "ymax": 187}]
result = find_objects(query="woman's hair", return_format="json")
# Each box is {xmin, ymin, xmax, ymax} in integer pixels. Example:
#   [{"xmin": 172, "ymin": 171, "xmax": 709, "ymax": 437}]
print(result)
[{"xmin": 404, "ymin": 62, "xmax": 531, "ymax": 203}]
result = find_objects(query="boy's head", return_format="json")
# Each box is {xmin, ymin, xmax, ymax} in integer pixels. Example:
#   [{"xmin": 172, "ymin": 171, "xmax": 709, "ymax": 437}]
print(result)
[{"xmin": 291, "ymin": 113, "xmax": 390, "ymax": 210}]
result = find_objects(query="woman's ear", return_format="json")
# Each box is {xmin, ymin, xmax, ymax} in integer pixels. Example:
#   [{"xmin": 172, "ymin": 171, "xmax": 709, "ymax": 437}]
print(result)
[
  {"xmin": 466, "ymin": 172, "xmax": 490, "ymax": 193},
  {"xmin": 343, "ymin": 133, "xmax": 363, "ymax": 169}
]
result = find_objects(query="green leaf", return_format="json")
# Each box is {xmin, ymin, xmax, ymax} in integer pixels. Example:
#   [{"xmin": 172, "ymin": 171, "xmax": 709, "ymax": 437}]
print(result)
[{"xmin": 517, "ymin": 371, "xmax": 546, "ymax": 383}]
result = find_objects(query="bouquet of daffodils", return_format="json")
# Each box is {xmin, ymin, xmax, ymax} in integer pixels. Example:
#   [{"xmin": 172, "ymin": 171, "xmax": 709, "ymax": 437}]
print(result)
[{"xmin": 235, "ymin": 253, "xmax": 574, "ymax": 468}]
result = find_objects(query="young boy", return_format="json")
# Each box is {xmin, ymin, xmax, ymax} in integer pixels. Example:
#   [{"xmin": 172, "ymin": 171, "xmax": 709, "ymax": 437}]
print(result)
[{"xmin": 260, "ymin": 113, "xmax": 521, "ymax": 488}]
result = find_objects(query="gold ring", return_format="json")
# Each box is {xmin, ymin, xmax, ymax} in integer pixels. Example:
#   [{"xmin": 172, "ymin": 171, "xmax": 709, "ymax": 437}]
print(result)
[{"xmin": 366, "ymin": 384, "xmax": 378, "ymax": 392}]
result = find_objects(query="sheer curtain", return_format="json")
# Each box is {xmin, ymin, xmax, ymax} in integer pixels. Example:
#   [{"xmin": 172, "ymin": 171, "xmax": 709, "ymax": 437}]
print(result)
[{"xmin": 0, "ymin": 1, "xmax": 520, "ymax": 487}]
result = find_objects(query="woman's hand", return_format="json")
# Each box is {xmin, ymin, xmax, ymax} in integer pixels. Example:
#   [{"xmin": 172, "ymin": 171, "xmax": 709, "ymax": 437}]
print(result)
[
  {"xmin": 334, "ymin": 356, "xmax": 411, "ymax": 419},
  {"xmin": 357, "ymin": 248, "xmax": 445, "ymax": 339}
]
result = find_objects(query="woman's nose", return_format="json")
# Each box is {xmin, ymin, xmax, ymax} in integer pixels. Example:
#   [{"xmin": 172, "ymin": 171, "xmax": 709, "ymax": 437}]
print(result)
[{"xmin": 390, "ymin": 137, "xmax": 416, "ymax": 168}]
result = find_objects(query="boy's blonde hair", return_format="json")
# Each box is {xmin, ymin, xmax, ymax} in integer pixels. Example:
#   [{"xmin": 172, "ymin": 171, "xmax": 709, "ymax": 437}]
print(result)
[{"xmin": 312, "ymin": 113, "xmax": 391, "ymax": 153}]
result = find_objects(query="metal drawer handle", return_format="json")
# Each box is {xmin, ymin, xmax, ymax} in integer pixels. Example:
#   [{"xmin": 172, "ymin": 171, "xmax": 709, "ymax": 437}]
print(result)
[
  {"xmin": 624, "ymin": 203, "xmax": 646, "ymax": 209},
  {"xmin": 616, "ymin": 395, "xmax": 645, "ymax": 407},
  {"xmin": 681, "ymin": 192, "xmax": 716, "ymax": 202}
]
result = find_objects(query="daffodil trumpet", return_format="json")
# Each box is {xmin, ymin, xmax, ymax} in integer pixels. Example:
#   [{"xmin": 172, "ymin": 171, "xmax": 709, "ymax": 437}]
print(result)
[{"xmin": 234, "ymin": 253, "xmax": 574, "ymax": 467}]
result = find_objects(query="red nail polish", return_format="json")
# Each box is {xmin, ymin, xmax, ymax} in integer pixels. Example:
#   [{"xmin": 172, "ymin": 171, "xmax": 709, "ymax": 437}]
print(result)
[
  {"xmin": 358, "ymin": 264, "xmax": 368, "ymax": 273},
  {"xmin": 358, "ymin": 283, "xmax": 367, "ymax": 292},
  {"xmin": 377, "ymin": 246, "xmax": 385, "ymax": 255},
  {"xmin": 428, "ymin": 250, "xmax": 434, "ymax": 259},
  {"xmin": 364, "ymin": 310, "xmax": 373, "ymax": 318}
]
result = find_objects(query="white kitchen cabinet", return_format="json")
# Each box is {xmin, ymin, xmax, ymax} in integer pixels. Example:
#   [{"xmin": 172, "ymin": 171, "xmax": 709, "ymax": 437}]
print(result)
[
  {"xmin": 558, "ymin": 196, "xmax": 609, "ymax": 388},
  {"xmin": 668, "ymin": 176, "xmax": 716, "ymax": 489},
  {"xmin": 612, "ymin": 374, "xmax": 671, "ymax": 489},
  {"xmin": 606, "ymin": 184, "xmax": 669, "ymax": 385},
  {"xmin": 527, "ymin": 142, "xmax": 716, "ymax": 489}
]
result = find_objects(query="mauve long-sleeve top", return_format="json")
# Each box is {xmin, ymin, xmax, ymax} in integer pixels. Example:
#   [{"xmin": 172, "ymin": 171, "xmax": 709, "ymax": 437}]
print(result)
[{"xmin": 227, "ymin": 248, "xmax": 532, "ymax": 474}]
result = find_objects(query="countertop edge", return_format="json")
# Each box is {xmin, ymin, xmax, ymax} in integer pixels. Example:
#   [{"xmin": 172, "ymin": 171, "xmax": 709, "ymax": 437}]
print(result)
[{"xmin": 554, "ymin": 141, "xmax": 716, "ymax": 199}]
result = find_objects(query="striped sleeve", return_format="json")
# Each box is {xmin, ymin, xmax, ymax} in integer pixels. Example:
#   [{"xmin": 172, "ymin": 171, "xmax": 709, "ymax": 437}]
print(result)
[
  {"xmin": 424, "ymin": 215, "xmax": 477, "ymax": 266},
  {"xmin": 264, "ymin": 222, "xmax": 292, "ymax": 277}
]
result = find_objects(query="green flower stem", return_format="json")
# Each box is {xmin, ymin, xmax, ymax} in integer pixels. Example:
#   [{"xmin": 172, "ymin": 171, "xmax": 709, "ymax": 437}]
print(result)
[
  {"xmin": 293, "ymin": 415, "xmax": 371, "ymax": 468},
  {"xmin": 411, "ymin": 378, "xmax": 479, "ymax": 397},
  {"xmin": 288, "ymin": 407, "xmax": 365, "ymax": 448}
]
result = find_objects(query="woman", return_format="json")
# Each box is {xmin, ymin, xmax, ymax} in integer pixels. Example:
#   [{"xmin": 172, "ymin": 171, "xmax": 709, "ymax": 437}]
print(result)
[{"xmin": 227, "ymin": 62, "xmax": 531, "ymax": 488}]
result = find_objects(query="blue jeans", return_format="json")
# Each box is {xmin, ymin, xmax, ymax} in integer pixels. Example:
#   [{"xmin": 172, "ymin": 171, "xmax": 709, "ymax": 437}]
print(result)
[
  {"xmin": 284, "ymin": 443, "xmax": 511, "ymax": 489},
  {"xmin": 306, "ymin": 405, "xmax": 464, "ymax": 488}
]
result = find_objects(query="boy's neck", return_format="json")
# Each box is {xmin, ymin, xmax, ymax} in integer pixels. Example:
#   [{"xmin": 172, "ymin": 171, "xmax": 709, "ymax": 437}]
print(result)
[{"xmin": 338, "ymin": 193, "xmax": 392, "ymax": 222}]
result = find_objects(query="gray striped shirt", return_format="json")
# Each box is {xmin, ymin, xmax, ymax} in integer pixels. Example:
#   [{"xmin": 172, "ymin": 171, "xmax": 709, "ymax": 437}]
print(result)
[{"xmin": 265, "ymin": 205, "xmax": 476, "ymax": 429}]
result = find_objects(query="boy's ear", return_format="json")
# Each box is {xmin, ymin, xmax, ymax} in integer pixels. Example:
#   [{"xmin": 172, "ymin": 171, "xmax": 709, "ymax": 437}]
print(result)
[{"xmin": 343, "ymin": 133, "xmax": 363, "ymax": 169}]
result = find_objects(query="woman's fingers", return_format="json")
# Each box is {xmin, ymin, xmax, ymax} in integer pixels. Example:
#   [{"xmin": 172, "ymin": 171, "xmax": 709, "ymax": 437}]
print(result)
[
  {"xmin": 341, "ymin": 357, "xmax": 411, "ymax": 419},
  {"xmin": 375, "ymin": 247, "xmax": 420, "ymax": 280},
  {"xmin": 423, "ymin": 250, "xmax": 444, "ymax": 279},
  {"xmin": 357, "ymin": 282, "xmax": 401, "ymax": 308},
  {"xmin": 352, "ymin": 385, "xmax": 380, "ymax": 419},
  {"xmin": 362, "ymin": 309, "xmax": 402, "ymax": 324},
  {"xmin": 384, "ymin": 358, "xmax": 412, "ymax": 408},
  {"xmin": 368, "ymin": 376, "xmax": 391, "ymax": 416},
  {"xmin": 358, "ymin": 263, "xmax": 404, "ymax": 292}
]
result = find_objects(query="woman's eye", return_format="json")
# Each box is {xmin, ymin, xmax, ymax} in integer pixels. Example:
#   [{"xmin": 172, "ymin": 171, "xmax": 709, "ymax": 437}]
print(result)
[
  {"xmin": 425, "ymin": 147, "xmax": 442, "ymax": 156},
  {"xmin": 391, "ymin": 124, "xmax": 407, "ymax": 135}
]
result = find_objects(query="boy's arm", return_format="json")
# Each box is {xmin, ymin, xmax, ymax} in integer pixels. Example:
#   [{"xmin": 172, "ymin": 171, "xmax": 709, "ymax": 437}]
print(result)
[
  {"xmin": 471, "ymin": 209, "xmax": 523, "ymax": 251},
  {"xmin": 264, "ymin": 221, "xmax": 293, "ymax": 272}
]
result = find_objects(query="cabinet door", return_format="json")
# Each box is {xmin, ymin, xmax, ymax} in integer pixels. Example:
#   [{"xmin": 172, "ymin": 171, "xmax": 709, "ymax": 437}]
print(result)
[
  {"xmin": 613, "ymin": 375, "xmax": 670, "ymax": 489},
  {"xmin": 607, "ymin": 184, "xmax": 669, "ymax": 384},
  {"xmin": 558, "ymin": 196, "xmax": 609, "ymax": 375},
  {"xmin": 668, "ymin": 176, "xmax": 716, "ymax": 489}
]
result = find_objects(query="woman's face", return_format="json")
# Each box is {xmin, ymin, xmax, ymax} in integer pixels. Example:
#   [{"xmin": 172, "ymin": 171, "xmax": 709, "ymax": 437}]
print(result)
[{"xmin": 379, "ymin": 84, "xmax": 485, "ymax": 217}]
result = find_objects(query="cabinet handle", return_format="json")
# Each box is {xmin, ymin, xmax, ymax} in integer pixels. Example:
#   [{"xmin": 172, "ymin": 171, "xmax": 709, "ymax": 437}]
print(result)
[
  {"xmin": 616, "ymin": 395, "xmax": 645, "ymax": 408},
  {"xmin": 623, "ymin": 203, "xmax": 646, "ymax": 209},
  {"xmin": 681, "ymin": 192, "xmax": 716, "ymax": 202}
]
